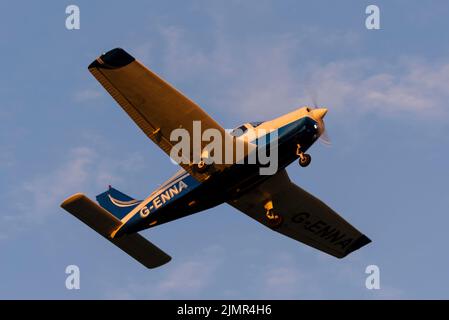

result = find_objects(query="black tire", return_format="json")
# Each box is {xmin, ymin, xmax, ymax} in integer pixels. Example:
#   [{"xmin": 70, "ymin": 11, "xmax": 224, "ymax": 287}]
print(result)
[
  {"xmin": 299, "ymin": 154, "xmax": 311, "ymax": 167},
  {"xmin": 196, "ymin": 161, "xmax": 209, "ymax": 173},
  {"xmin": 267, "ymin": 213, "xmax": 284, "ymax": 228}
]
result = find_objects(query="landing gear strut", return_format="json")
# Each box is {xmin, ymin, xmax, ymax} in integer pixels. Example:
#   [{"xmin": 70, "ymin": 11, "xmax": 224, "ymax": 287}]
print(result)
[
  {"xmin": 296, "ymin": 144, "xmax": 311, "ymax": 167},
  {"xmin": 264, "ymin": 200, "xmax": 283, "ymax": 228}
]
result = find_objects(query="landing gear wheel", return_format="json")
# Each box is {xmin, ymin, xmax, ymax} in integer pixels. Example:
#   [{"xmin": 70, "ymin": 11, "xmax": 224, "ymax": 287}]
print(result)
[
  {"xmin": 196, "ymin": 160, "xmax": 209, "ymax": 173},
  {"xmin": 266, "ymin": 209, "xmax": 283, "ymax": 228},
  {"xmin": 298, "ymin": 153, "xmax": 311, "ymax": 167}
]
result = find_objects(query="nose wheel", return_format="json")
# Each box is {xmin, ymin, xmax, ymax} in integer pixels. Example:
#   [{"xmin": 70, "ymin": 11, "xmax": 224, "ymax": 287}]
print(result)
[
  {"xmin": 296, "ymin": 144, "xmax": 311, "ymax": 167},
  {"xmin": 264, "ymin": 201, "xmax": 283, "ymax": 228}
]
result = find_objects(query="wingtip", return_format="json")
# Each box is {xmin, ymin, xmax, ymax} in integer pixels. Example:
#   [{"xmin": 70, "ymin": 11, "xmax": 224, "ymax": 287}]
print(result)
[
  {"xmin": 146, "ymin": 255, "xmax": 172, "ymax": 269},
  {"xmin": 60, "ymin": 193, "xmax": 86, "ymax": 209},
  {"xmin": 344, "ymin": 234, "xmax": 372, "ymax": 257},
  {"xmin": 88, "ymin": 48, "xmax": 135, "ymax": 70}
]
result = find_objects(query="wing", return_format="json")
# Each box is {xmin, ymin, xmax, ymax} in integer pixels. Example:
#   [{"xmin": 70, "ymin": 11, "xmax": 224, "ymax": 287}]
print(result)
[
  {"xmin": 228, "ymin": 170, "xmax": 371, "ymax": 258},
  {"xmin": 88, "ymin": 48, "xmax": 241, "ymax": 181}
]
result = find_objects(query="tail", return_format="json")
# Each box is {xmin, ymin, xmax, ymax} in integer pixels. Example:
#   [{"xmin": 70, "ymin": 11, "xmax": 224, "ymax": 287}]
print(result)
[
  {"xmin": 96, "ymin": 186, "xmax": 141, "ymax": 221},
  {"xmin": 61, "ymin": 193, "xmax": 171, "ymax": 269}
]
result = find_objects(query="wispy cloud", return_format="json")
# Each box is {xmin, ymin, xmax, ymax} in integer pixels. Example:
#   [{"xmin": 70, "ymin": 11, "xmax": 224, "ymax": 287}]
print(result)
[
  {"xmin": 253, "ymin": 252, "xmax": 311, "ymax": 298},
  {"xmin": 157, "ymin": 259, "xmax": 219, "ymax": 295},
  {"xmin": 0, "ymin": 147, "xmax": 94, "ymax": 239},
  {"xmin": 152, "ymin": 26, "xmax": 306, "ymax": 120},
  {"xmin": 303, "ymin": 59, "xmax": 449, "ymax": 118},
  {"xmin": 105, "ymin": 245, "xmax": 225, "ymax": 299},
  {"xmin": 0, "ymin": 145, "xmax": 145, "ymax": 240},
  {"xmin": 262, "ymin": 265, "xmax": 305, "ymax": 297},
  {"xmin": 73, "ymin": 88, "xmax": 103, "ymax": 102},
  {"xmin": 136, "ymin": 23, "xmax": 449, "ymax": 122},
  {"xmin": 0, "ymin": 147, "xmax": 14, "ymax": 168},
  {"xmin": 22, "ymin": 147, "xmax": 95, "ymax": 219}
]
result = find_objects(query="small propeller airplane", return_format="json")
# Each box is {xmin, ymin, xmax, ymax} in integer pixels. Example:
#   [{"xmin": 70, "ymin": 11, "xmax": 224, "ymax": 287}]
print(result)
[{"xmin": 61, "ymin": 48, "xmax": 371, "ymax": 268}]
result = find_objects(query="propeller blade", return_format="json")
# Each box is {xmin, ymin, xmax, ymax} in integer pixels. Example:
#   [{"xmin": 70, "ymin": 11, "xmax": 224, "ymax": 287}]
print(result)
[
  {"xmin": 319, "ymin": 129, "xmax": 332, "ymax": 146},
  {"xmin": 304, "ymin": 89, "xmax": 332, "ymax": 146}
]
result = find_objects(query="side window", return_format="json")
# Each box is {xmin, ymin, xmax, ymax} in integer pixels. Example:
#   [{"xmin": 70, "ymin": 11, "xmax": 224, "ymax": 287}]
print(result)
[{"xmin": 230, "ymin": 125, "xmax": 248, "ymax": 137}]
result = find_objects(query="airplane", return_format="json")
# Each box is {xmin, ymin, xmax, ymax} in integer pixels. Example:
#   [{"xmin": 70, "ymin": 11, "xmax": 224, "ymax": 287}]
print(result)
[{"xmin": 61, "ymin": 48, "xmax": 371, "ymax": 268}]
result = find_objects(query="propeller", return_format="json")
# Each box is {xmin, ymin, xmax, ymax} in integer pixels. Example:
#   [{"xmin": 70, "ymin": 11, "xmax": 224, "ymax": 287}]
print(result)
[
  {"xmin": 306, "ymin": 90, "xmax": 331, "ymax": 146},
  {"xmin": 318, "ymin": 123, "xmax": 332, "ymax": 146}
]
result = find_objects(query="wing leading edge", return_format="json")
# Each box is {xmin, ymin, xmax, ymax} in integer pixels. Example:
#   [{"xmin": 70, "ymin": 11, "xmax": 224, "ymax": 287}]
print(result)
[
  {"xmin": 88, "ymin": 48, "xmax": 244, "ymax": 182},
  {"xmin": 228, "ymin": 170, "xmax": 371, "ymax": 258}
]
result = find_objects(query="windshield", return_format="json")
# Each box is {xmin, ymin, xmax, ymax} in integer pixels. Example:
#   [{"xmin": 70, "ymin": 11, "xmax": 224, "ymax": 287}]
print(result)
[
  {"xmin": 249, "ymin": 121, "xmax": 263, "ymax": 127},
  {"xmin": 230, "ymin": 125, "xmax": 248, "ymax": 137}
]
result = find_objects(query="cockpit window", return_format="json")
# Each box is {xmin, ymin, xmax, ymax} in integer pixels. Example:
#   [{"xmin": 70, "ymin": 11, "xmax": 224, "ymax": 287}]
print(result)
[
  {"xmin": 249, "ymin": 121, "xmax": 263, "ymax": 127},
  {"xmin": 230, "ymin": 125, "xmax": 248, "ymax": 137}
]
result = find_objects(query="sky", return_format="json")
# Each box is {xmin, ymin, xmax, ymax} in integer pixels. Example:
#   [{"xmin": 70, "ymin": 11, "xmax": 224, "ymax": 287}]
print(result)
[{"xmin": 1, "ymin": 0, "xmax": 449, "ymax": 299}]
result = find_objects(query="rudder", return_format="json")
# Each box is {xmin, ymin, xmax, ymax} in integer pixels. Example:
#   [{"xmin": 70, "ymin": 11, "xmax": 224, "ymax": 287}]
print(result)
[{"xmin": 96, "ymin": 186, "xmax": 141, "ymax": 221}]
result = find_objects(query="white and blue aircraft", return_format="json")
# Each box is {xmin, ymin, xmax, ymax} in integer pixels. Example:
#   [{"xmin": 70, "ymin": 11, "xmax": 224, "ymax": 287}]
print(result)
[{"xmin": 61, "ymin": 48, "xmax": 370, "ymax": 268}]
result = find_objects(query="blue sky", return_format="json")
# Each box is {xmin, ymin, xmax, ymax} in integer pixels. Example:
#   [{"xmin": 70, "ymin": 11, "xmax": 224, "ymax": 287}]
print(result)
[{"xmin": 1, "ymin": 0, "xmax": 449, "ymax": 299}]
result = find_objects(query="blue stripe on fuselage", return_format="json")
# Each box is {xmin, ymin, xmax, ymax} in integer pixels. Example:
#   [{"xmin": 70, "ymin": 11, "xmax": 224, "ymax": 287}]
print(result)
[
  {"xmin": 120, "ymin": 115, "xmax": 317, "ymax": 234},
  {"xmin": 249, "ymin": 116, "xmax": 318, "ymax": 150},
  {"xmin": 121, "ymin": 174, "xmax": 201, "ymax": 232}
]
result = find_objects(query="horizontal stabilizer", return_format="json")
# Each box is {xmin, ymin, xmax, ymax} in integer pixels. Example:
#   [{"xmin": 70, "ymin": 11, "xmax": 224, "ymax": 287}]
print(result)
[{"xmin": 61, "ymin": 193, "xmax": 171, "ymax": 268}]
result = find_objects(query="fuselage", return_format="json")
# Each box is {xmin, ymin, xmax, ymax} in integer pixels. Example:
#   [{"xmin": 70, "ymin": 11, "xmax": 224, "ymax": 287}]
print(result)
[{"xmin": 118, "ymin": 107, "xmax": 322, "ymax": 235}]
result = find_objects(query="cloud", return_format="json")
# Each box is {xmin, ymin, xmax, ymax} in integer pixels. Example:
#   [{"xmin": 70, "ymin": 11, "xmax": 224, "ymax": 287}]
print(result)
[
  {"xmin": 73, "ymin": 88, "xmax": 103, "ymax": 102},
  {"xmin": 152, "ymin": 26, "xmax": 305, "ymax": 120},
  {"xmin": 0, "ymin": 147, "xmax": 14, "ymax": 168},
  {"xmin": 250, "ymin": 251, "xmax": 407, "ymax": 299},
  {"xmin": 0, "ymin": 145, "xmax": 146, "ymax": 239},
  {"xmin": 105, "ymin": 245, "xmax": 225, "ymax": 299},
  {"xmin": 157, "ymin": 259, "xmax": 218, "ymax": 295},
  {"xmin": 262, "ymin": 265, "xmax": 304, "ymax": 297},
  {"xmin": 0, "ymin": 147, "xmax": 93, "ymax": 239},
  {"xmin": 362, "ymin": 284, "xmax": 404, "ymax": 299},
  {"xmin": 137, "ymin": 24, "xmax": 449, "ymax": 122},
  {"xmin": 303, "ymin": 59, "xmax": 449, "ymax": 118},
  {"xmin": 144, "ymin": 245, "xmax": 224, "ymax": 298},
  {"xmin": 253, "ymin": 252, "xmax": 310, "ymax": 298},
  {"xmin": 22, "ymin": 147, "xmax": 94, "ymax": 218}
]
